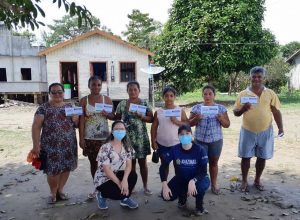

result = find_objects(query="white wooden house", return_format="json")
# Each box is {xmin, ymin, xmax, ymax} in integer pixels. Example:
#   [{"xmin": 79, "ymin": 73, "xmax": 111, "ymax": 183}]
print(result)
[
  {"xmin": 38, "ymin": 29, "xmax": 154, "ymax": 101},
  {"xmin": 286, "ymin": 49, "xmax": 300, "ymax": 90},
  {"xmin": 0, "ymin": 24, "xmax": 48, "ymax": 104}
]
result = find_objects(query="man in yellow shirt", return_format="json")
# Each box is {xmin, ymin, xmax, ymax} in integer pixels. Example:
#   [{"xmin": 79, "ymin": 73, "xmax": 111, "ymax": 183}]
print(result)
[{"xmin": 233, "ymin": 66, "xmax": 284, "ymax": 192}]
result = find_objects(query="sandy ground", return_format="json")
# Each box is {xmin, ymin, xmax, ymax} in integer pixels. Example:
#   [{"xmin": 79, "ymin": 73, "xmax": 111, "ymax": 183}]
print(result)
[{"xmin": 0, "ymin": 104, "xmax": 300, "ymax": 220}]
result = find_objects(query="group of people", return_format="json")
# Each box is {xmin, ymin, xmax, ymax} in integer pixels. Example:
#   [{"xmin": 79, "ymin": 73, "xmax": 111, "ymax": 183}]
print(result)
[{"xmin": 31, "ymin": 66, "xmax": 283, "ymax": 215}]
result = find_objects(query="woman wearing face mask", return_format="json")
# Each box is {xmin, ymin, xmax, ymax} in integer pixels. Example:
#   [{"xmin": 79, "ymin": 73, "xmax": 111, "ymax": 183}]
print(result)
[
  {"xmin": 189, "ymin": 85, "xmax": 230, "ymax": 195},
  {"xmin": 151, "ymin": 86, "xmax": 188, "ymax": 179},
  {"xmin": 160, "ymin": 125, "xmax": 210, "ymax": 216},
  {"xmin": 94, "ymin": 121, "xmax": 138, "ymax": 210},
  {"xmin": 79, "ymin": 76, "xmax": 114, "ymax": 198},
  {"xmin": 115, "ymin": 81, "xmax": 153, "ymax": 195}
]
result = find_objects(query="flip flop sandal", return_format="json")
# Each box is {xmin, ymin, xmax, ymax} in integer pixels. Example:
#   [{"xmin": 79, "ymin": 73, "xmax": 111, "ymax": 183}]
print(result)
[
  {"xmin": 144, "ymin": 188, "xmax": 153, "ymax": 195},
  {"xmin": 211, "ymin": 187, "xmax": 221, "ymax": 195},
  {"xmin": 57, "ymin": 192, "xmax": 69, "ymax": 200},
  {"xmin": 87, "ymin": 192, "xmax": 97, "ymax": 199},
  {"xmin": 47, "ymin": 196, "xmax": 57, "ymax": 204},
  {"xmin": 254, "ymin": 183, "xmax": 264, "ymax": 191},
  {"xmin": 240, "ymin": 184, "xmax": 249, "ymax": 193}
]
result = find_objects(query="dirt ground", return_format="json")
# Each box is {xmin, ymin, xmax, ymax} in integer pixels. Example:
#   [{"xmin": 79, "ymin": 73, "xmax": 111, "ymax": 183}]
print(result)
[{"xmin": 0, "ymin": 104, "xmax": 300, "ymax": 220}]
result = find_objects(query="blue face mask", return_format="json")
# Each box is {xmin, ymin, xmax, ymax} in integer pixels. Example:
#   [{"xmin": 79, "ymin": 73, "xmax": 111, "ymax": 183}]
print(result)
[
  {"xmin": 179, "ymin": 134, "xmax": 192, "ymax": 145},
  {"xmin": 113, "ymin": 130, "xmax": 126, "ymax": 141}
]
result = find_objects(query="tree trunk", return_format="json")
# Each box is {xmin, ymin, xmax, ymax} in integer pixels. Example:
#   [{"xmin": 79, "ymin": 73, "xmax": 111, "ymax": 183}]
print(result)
[{"xmin": 228, "ymin": 72, "xmax": 240, "ymax": 95}]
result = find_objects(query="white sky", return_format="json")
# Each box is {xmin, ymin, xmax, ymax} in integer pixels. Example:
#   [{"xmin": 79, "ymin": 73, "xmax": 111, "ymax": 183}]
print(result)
[{"xmin": 35, "ymin": 0, "xmax": 300, "ymax": 45}]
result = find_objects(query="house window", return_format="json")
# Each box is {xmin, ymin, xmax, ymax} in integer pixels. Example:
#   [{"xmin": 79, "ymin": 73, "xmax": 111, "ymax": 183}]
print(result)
[
  {"xmin": 0, "ymin": 68, "xmax": 7, "ymax": 81},
  {"xmin": 91, "ymin": 62, "xmax": 107, "ymax": 81},
  {"xmin": 21, "ymin": 68, "xmax": 32, "ymax": 80},
  {"xmin": 120, "ymin": 62, "xmax": 136, "ymax": 82}
]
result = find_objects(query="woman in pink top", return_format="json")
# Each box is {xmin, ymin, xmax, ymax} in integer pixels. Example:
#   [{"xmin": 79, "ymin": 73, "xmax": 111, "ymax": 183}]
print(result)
[{"xmin": 151, "ymin": 87, "xmax": 188, "ymax": 179}]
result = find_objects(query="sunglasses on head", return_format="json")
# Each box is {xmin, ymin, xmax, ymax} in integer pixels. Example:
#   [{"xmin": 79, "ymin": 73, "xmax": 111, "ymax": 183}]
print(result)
[{"xmin": 50, "ymin": 90, "xmax": 64, "ymax": 95}]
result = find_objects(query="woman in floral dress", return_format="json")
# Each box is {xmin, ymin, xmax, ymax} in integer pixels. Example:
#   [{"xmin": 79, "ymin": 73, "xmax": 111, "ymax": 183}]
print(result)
[
  {"xmin": 115, "ymin": 81, "xmax": 153, "ymax": 195},
  {"xmin": 31, "ymin": 83, "xmax": 78, "ymax": 204}
]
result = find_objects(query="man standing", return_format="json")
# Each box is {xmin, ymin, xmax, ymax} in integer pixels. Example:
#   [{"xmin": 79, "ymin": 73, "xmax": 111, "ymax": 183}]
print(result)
[{"xmin": 233, "ymin": 66, "xmax": 284, "ymax": 192}]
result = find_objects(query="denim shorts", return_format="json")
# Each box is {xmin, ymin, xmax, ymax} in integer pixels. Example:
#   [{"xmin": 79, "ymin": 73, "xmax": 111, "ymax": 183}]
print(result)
[
  {"xmin": 195, "ymin": 139, "xmax": 223, "ymax": 157},
  {"xmin": 238, "ymin": 126, "xmax": 274, "ymax": 159}
]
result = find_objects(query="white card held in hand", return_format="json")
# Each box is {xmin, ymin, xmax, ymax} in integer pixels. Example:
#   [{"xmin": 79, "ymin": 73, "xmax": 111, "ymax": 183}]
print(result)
[
  {"xmin": 129, "ymin": 103, "xmax": 147, "ymax": 115},
  {"xmin": 65, "ymin": 107, "xmax": 83, "ymax": 116},
  {"xmin": 73, "ymin": 107, "xmax": 83, "ymax": 115},
  {"xmin": 201, "ymin": 106, "xmax": 219, "ymax": 116},
  {"xmin": 163, "ymin": 109, "xmax": 181, "ymax": 117},
  {"xmin": 95, "ymin": 103, "xmax": 113, "ymax": 113},
  {"xmin": 240, "ymin": 96, "xmax": 258, "ymax": 104}
]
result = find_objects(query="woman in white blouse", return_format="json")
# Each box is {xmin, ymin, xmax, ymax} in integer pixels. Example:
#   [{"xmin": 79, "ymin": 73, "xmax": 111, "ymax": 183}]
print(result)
[{"xmin": 94, "ymin": 120, "xmax": 138, "ymax": 209}]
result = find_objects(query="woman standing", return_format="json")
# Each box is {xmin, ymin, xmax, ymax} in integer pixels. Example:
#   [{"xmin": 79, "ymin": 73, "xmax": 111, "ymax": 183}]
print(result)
[
  {"xmin": 115, "ymin": 81, "xmax": 153, "ymax": 195},
  {"xmin": 151, "ymin": 87, "xmax": 188, "ymax": 179},
  {"xmin": 94, "ymin": 121, "xmax": 138, "ymax": 209},
  {"xmin": 189, "ymin": 85, "xmax": 230, "ymax": 195},
  {"xmin": 31, "ymin": 83, "xmax": 78, "ymax": 204},
  {"xmin": 79, "ymin": 76, "xmax": 114, "ymax": 198}
]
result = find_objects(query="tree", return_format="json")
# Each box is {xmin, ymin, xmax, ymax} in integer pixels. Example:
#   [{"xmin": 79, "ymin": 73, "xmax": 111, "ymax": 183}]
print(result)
[
  {"xmin": 12, "ymin": 30, "xmax": 36, "ymax": 43},
  {"xmin": 155, "ymin": 0, "xmax": 278, "ymax": 93},
  {"xmin": 264, "ymin": 56, "xmax": 290, "ymax": 93},
  {"xmin": 122, "ymin": 9, "xmax": 162, "ymax": 50},
  {"xmin": 0, "ymin": 0, "xmax": 94, "ymax": 30},
  {"xmin": 42, "ymin": 15, "xmax": 109, "ymax": 47},
  {"xmin": 280, "ymin": 41, "xmax": 300, "ymax": 59}
]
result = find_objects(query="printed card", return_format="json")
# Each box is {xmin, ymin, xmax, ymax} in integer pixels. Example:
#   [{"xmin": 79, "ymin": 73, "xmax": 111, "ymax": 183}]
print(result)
[
  {"xmin": 240, "ymin": 96, "xmax": 258, "ymax": 104},
  {"xmin": 200, "ymin": 106, "xmax": 219, "ymax": 115},
  {"xmin": 73, "ymin": 107, "xmax": 83, "ymax": 115},
  {"xmin": 129, "ymin": 103, "xmax": 147, "ymax": 116},
  {"xmin": 95, "ymin": 103, "xmax": 113, "ymax": 113},
  {"xmin": 65, "ymin": 107, "xmax": 83, "ymax": 116},
  {"xmin": 163, "ymin": 109, "xmax": 181, "ymax": 117}
]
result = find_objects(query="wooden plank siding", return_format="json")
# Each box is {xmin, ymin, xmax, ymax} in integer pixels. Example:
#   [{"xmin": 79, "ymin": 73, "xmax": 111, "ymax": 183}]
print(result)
[{"xmin": 45, "ymin": 34, "xmax": 150, "ymax": 100}]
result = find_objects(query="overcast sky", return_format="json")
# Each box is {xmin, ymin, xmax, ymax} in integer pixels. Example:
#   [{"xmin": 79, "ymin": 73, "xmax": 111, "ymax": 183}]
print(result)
[{"xmin": 35, "ymin": 0, "xmax": 300, "ymax": 45}]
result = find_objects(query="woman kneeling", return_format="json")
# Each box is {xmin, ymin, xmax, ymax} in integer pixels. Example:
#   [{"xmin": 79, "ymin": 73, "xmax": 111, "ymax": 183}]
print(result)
[
  {"xmin": 94, "ymin": 121, "xmax": 138, "ymax": 209},
  {"xmin": 160, "ymin": 125, "xmax": 210, "ymax": 216}
]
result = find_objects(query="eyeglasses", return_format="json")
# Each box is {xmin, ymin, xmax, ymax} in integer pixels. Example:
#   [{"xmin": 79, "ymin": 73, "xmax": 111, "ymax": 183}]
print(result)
[{"xmin": 50, "ymin": 90, "xmax": 64, "ymax": 95}]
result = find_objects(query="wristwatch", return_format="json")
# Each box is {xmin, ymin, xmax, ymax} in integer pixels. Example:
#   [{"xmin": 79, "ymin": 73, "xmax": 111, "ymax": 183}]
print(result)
[{"xmin": 193, "ymin": 177, "xmax": 197, "ymax": 183}]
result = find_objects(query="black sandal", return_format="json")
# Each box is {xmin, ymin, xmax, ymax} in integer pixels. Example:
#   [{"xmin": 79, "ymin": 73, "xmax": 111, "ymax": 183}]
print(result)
[
  {"xmin": 47, "ymin": 195, "xmax": 57, "ymax": 204},
  {"xmin": 56, "ymin": 192, "xmax": 69, "ymax": 201}
]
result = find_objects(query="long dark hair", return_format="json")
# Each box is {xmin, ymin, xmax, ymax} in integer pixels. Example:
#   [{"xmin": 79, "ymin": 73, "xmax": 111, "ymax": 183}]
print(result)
[
  {"xmin": 202, "ymin": 85, "xmax": 216, "ymax": 95},
  {"xmin": 106, "ymin": 120, "xmax": 132, "ymax": 152}
]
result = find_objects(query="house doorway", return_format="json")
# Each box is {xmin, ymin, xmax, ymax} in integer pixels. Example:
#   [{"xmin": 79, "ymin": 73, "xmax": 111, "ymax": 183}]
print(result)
[
  {"xmin": 90, "ymin": 62, "xmax": 107, "ymax": 81},
  {"xmin": 60, "ymin": 62, "xmax": 78, "ymax": 99}
]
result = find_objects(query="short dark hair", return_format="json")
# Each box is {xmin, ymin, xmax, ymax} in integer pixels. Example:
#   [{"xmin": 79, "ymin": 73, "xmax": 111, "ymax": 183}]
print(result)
[
  {"xmin": 163, "ymin": 86, "xmax": 176, "ymax": 96},
  {"xmin": 49, "ymin": 83, "xmax": 64, "ymax": 93},
  {"xmin": 178, "ymin": 124, "xmax": 192, "ymax": 134},
  {"xmin": 202, "ymin": 85, "xmax": 216, "ymax": 95},
  {"xmin": 88, "ymin": 75, "xmax": 102, "ymax": 88},
  {"xmin": 127, "ymin": 81, "xmax": 140, "ymax": 91}
]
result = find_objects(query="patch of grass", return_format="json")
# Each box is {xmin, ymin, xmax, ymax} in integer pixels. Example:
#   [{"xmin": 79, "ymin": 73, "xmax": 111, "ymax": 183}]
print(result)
[
  {"xmin": 176, "ymin": 89, "xmax": 300, "ymax": 109},
  {"xmin": 176, "ymin": 90, "xmax": 237, "ymax": 107},
  {"xmin": 279, "ymin": 91, "xmax": 300, "ymax": 108}
]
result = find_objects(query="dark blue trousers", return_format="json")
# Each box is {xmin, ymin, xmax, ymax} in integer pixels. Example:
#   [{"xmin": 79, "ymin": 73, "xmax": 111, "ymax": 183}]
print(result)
[{"xmin": 163, "ymin": 175, "xmax": 210, "ymax": 209}]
